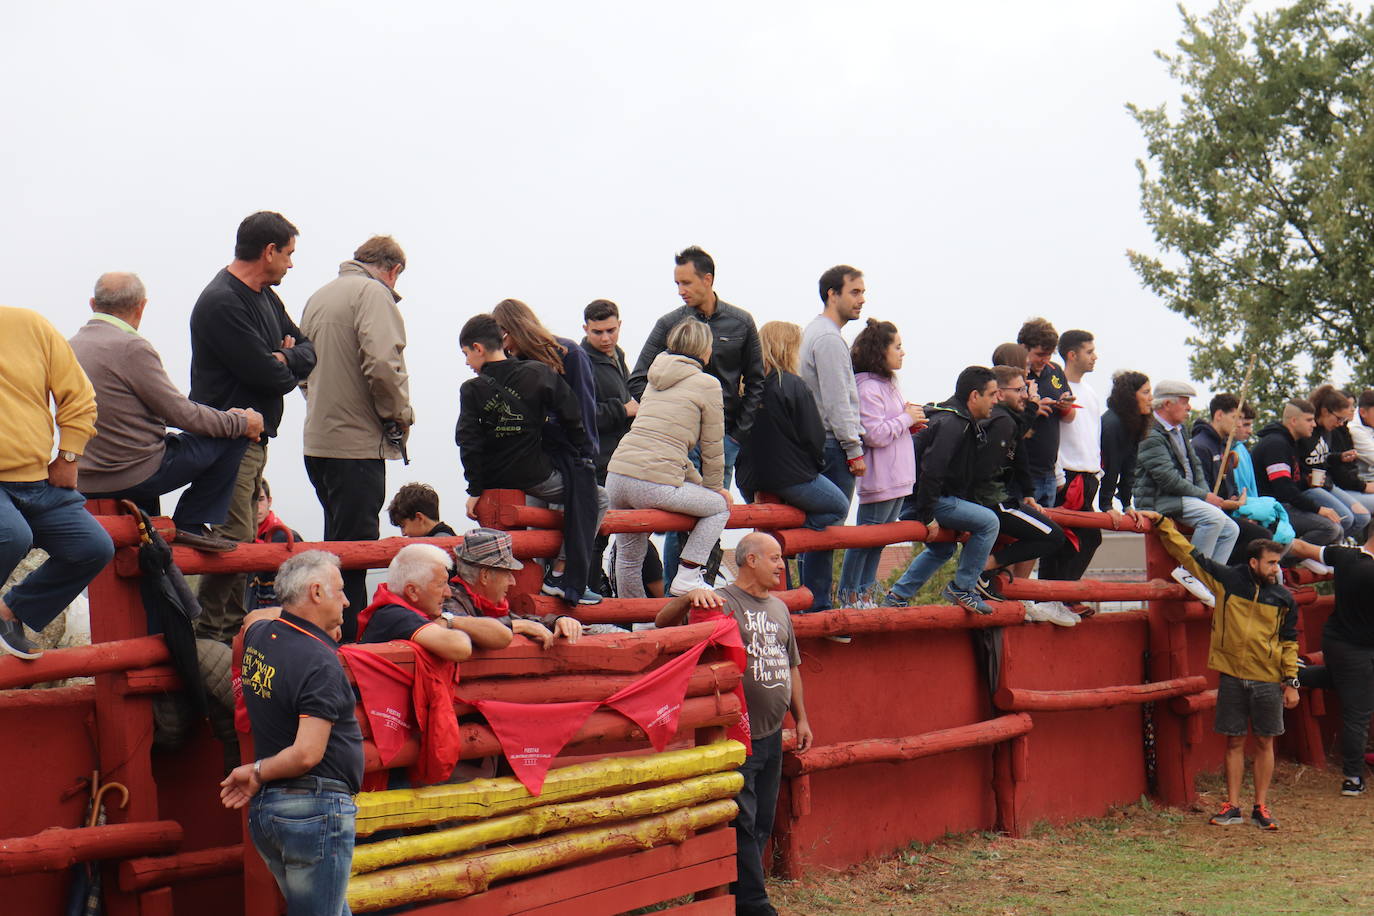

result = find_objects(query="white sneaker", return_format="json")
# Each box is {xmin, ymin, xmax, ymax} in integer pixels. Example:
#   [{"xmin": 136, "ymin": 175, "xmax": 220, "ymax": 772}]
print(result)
[
  {"xmin": 1301, "ymin": 558, "xmax": 1334, "ymax": 577},
  {"xmin": 1046, "ymin": 601, "xmax": 1080, "ymax": 628},
  {"xmin": 1171, "ymin": 566, "xmax": 1215, "ymax": 607},
  {"xmin": 1025, "ymin": 601, "xmax": 1058, "ymax": 623},
  {"xmin": 669, "ymin": 565, "xmax": 708, "ymax": 596}
]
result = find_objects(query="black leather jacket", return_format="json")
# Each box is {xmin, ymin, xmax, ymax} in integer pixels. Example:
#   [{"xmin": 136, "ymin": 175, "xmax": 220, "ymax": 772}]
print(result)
[{"xmin": 628, "ymin": 298, "xmax": 765, "ymax": 439}]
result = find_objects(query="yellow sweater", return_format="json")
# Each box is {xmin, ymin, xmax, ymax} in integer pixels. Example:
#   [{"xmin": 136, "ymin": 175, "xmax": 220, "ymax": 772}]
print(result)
[{"xmin": 0, "ymin": 307, "xmax": 97, "ymax": 482}]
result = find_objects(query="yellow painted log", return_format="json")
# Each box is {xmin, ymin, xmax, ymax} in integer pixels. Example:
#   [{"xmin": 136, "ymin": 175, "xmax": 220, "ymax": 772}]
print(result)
[
  {"xmin": 348, "ymin": 799, "xmax": 738, "ymax": 912},
  {"xmin": 355, "ymin": 739, "xmax": 745, "ymax": 836},
  {"xmin": 352, "ymin": 770, "xmax": 743, "ymax": 875}
]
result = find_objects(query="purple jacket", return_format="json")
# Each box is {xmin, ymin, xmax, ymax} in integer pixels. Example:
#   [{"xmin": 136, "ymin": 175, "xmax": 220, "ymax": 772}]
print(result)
[{"xmin": 856, "ymin": 372, "xmax": 916, "ymax": 503}]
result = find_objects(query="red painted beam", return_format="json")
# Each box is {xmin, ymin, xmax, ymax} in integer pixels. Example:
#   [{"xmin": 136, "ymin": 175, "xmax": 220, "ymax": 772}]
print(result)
[
  {"xmin": 118, "ymin": 844, "xmax": 243, "ymax": 892},
  {"xmin": 771, "ymin": 521, "xmax": 961, "ymax": 555},
  {"xmin": 1169, "ymin": 688, "xmax": 1218, "ymax": 716},
  {"xmin": 512, "ymin": 588, "xmax": 813, "ymax": 624},
  {"xmin": 790, "ymin": 602, "xmax": 1026, "ymax": 638},
  {"xmin": 783, "ymin": 713, "xmax": 1033, "ymax": 776},
  {"xmin": 490, "ymin": 501, "xmax": 806, "ymax": 533},
  {"xmin": 994, "ymin": 675, "xmax": 1207, "ymax": 712},
  {"xmin": 452, "ymin": 662, "xmax": 740, "ymax": 713},
  {"xmin": 363, "ymin": 691, "xmax": 741, "ymax": 771},
  {"xmin": 0, "ymin": 635, "xmax": 168, "ymax": 690},
  {"xmin": 0, "ymin": 821, "xmax": 182, "ymax": 876},
  {"xmin": 0, "ymin": 684, "xmax": 95, "ymax": 710},
  {"xmin": 1041, "ymin": 508, "xmax": 1157, "ymax": 533},
  {"xmin": 1000, "ymin": 578, "xmax": 1188, "ymax": 603}
]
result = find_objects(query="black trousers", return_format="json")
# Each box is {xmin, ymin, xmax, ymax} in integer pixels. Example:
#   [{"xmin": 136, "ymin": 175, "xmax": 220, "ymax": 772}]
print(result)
[
  {"xmin": 304, "ymin": 456, "xmax": 385, "ymax": 642},
  {"xmin": 1039, "ymin": 470, "xmax": 1102, "ymax": 581},
  {"xmin": 1322, "ymin": 632, "xmax": 1374, "ymax": 779},
  {"xmin": 991, "ymin": 502, "xmax": 1066, "ymax": 568},
  {"xmin": 732, "ymin": 728, "xmax": 783, "ymax": 910}
]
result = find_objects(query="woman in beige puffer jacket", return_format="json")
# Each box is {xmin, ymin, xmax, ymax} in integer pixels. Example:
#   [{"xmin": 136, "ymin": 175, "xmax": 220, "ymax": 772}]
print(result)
[{"xmin": 606, "ymin": 319, "xmax": 731, "ymax": 597}]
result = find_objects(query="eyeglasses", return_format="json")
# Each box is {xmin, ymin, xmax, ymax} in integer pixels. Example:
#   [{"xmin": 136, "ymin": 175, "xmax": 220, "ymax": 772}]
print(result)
[{"xmin": 1000, "ymin": 386, "xmax": 1027, "ymax": 393}]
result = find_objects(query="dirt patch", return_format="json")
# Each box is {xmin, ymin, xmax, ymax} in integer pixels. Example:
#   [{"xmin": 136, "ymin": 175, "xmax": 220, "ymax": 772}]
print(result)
[{"xmin": 770, "ymin": 760, "xmax": 1374, "ymax": 915}]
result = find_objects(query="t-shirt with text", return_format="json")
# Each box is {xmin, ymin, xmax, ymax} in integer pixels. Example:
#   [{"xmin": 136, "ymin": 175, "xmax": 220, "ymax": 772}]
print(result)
[{"xmin": 717, "ymin": 584, "xmax": 800, "ymax": 738}]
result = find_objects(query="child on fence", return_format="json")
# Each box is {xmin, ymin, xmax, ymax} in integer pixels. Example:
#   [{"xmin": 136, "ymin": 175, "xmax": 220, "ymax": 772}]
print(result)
[
  {"xmin": 836, "ymin": 319, "xmax": 923, "ymax": 607},
  {"xmin": 1143, "ymin": 512, "xmax": 1299, "ymax": 830},
  {"xmin": 456, "ymin": 314, "xmax": 604, "ymax": 605}
]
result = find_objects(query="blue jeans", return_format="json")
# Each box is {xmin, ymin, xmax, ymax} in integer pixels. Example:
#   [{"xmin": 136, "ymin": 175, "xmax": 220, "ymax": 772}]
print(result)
[
  {"xmin": 249, "ymin": 779, "xmax": 357, "ymax": 916},
  {"xmin": 87, "ymin": 432, "xmax": 248, "ymax": 529},
  {"xmin": 774, "ymin": 474, "xmax": 850, "ymax": 531},
  {"xmin": 731, "ymin": 728, "xmax": 783, "ymax": 910},
  {"xmin": 1306, "ymin": 487, "xmax": 1362, "ymax": 537},
  {"xmin": 1176, "ymin": 496, "xmax": 1241, "ymax": 563},
  {"xmin": 889, "ymin": 496, "xmax": 1000, "ymax": 597},
  {"xmin": 662, "ymin": 434, "xmax": 741, "ymax": 583},
  {"xmin": 0, "ymin": 482, "xmax": 114, "ymax": 630},
  {"xmin": 1030, "ymin": 473, "xmax": 1058, "ymax": 507},
  {"xmin": 836, "ymin": 497, "xmax": 904, "ymax": 604},
  {"xmin": 798, "ymin": 440, "xmax": 858, "ymax": 612}
]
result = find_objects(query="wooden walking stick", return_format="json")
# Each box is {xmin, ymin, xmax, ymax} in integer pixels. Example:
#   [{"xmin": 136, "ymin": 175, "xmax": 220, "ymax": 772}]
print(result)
[{"xmin": 1210, "ymin": 350, "xmax": 1260, "ymax": 496}]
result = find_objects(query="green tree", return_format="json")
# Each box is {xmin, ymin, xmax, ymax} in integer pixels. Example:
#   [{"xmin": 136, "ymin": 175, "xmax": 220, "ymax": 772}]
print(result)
[{"xmin": 1128, "ymin": 0, "xmax": 1374, "ymax": 406}]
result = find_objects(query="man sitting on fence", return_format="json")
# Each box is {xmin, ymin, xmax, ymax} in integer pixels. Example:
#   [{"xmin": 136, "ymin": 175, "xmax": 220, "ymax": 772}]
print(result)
[
  {"xmin": 1141, "ymin": 512, "xmax": 1298, "ymax": 830},
  {"xmin": 1133, "ymin": 380, "xmax": 1243, "ymax": 608},
  {"xmin": 220, "ymin": 550, "xmax": 362, "ymax": 913},
  {"xmin": 0, "ymin": 307, "xmax": 114, "ymax": 660},
  {"xmin": 70, "ymin": 272, "xmax": 263, "ymax": 552},
  {"xmin": 444, "ymin": 528, "xmax": 583, "ymax": 648},
  {"xmin": 655, "ymin": 532, "xmax": 813, "ymax": 916},
  {"xmin": 388, "ymin": 482, "xmax": 457, "ymax": 538},
  {"xmin": 883, "ymin": 366, "xmax": 1002, "ymax": 614}
]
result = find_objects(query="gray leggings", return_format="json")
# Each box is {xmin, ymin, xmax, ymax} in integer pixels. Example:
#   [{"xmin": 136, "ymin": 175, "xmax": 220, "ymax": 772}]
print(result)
[{"xmin": 606, "ymin": 472, "xmax": 729, "ymax": 598}]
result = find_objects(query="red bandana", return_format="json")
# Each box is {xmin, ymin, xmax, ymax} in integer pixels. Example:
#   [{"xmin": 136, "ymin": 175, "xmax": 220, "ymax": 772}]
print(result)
[
  {"xmin": 355, "ymin": 583, "xmax": 431, "ymax": 643},
  {"xmin": 453, "ymin": 576, "xmax": 510, "ymax": 618},
  {"xmin": 255, "ymin": 511, "xmax": 292, "ymax": 544}
]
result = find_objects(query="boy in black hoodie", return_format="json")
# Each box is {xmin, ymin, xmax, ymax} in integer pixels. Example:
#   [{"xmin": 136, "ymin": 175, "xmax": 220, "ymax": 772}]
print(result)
[
  {"xmin": 883, "ymin": 366, "xmax": 1001, "ymax": 614},
  {"xmin": 456, "ymin": 315, "xmax": 601, "ymax": 604},
  {"xmin": 1251, "ymin": 399, "xmax": 1344, "ymax": 548}
]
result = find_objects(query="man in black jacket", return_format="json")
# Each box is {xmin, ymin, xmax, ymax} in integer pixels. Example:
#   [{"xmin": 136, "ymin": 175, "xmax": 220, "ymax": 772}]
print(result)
[
  {"xmin": 883, "ymin": 367, "xmax": 1001, "ymax": 614},
  {"xmin": 1252, "ymin": 399, "xmax": 1344, "ymax": 550},
  {"xmin": 629, "ymin": 246, "xmax": 765, "ymax": 582},
  {"xmin": 579, "ymin": 300, "xmax": 661, "ymax": 596},
  {"xmin": 190, "ymin": 211, "xmax": 316, "ymax": 642}
]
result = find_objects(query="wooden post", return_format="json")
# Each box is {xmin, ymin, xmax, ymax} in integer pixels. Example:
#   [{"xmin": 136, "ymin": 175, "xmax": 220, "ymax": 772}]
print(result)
[{"xmin": 1144, "ymin": 532, "xmax": 1195, "ymax": 806}]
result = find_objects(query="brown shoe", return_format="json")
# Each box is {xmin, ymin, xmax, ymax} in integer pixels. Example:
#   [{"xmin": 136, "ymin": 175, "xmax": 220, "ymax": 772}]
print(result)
[{"xmin": 175, "ymin": 528, "xmax": 239, "ymax": 552}]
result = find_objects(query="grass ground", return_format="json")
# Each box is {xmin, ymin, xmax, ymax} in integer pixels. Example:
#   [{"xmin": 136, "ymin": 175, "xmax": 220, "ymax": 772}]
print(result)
[{"xmin": 769, "ymin": 760, "xmax": 1374, "ymax": 915}]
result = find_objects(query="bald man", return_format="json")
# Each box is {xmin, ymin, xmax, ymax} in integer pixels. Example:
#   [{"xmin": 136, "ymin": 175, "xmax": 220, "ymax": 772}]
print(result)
[
  {"xmin": 657, "ymin": 532, "xmax": 812, "ymax": 916},
  {"xmin": 70, "ymin": 272, "xmax": 263, "ymax": 550}
]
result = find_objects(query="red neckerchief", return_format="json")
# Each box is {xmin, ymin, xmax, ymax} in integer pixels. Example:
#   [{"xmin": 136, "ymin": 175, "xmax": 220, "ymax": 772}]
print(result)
[
  {"xmin": 256, "ymin": 511, "xmax": 291, "ymax": 543},
  {"xmin": 356, "ymin": 583, "xmax": 431, "ymax": 642},
  {"xmin": 453, "ymin": 575, "xmax": 510, "ymax": 618}
]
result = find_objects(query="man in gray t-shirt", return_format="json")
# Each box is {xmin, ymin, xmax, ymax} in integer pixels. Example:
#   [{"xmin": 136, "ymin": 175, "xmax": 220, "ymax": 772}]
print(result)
[{"xmin": 656, "ymin": 532, "xmax": 812, "ymax": 916}]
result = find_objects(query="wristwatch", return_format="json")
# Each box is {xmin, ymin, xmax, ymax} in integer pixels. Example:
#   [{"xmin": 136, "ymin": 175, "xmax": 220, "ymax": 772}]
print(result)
[
  {"xmin": 59, "ymin": 450, "xmax": 78, "ymax": 462},
  {"xmin": 1282, "ymin": 677, "xmax": 1300, "ymax": 689}
]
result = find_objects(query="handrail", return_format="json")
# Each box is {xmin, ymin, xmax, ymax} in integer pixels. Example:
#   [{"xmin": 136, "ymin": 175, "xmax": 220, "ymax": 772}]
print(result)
[
  {"xmin": 994, "ymin": 675, "xmax": 1207, "ymax": 712},
  {"xmin": 783, "ymin": 714, "xmax": 1033, "ymax": 776}
]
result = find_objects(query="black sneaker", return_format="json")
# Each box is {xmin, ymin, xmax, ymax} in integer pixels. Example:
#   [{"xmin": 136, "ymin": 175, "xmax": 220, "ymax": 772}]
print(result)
[
  {"xmin": 942, "ymin": 583, "xmax": 992, "ymax": 615},
  {"xmin": 1208, "ymin": 802, "xmax": 1243, "ymax": 825},
  {"xmin": 1251, "ymin": 803, "xmax": 1278, "ymax": 830},
  {"xmin": 881, "ymin": 591, "xmax": 907, "ymax": 608},
  {"xmin": 1341, "ymin": 778, "xmax": 1367, "ymax": 797},
  {"xmin": 975, "ymin": 571, "xmax": 1008, "ymax": 602},
  {"xmin": 541, "ymin": 573, "xmax": 604, "ymax": 605},
  {"xmin": 0, "ymin": 618, "xmax": 41, "ymax": 660}
]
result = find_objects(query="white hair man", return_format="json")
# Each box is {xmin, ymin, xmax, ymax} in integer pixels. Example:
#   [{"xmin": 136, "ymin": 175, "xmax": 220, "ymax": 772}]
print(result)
[
  {"xmin": 1134, "ymin": 379, "xmax": 1244, "ymax": 607},
  {"xmin": 220, "ymin": 550, "xmax": 362, "ymax": 914},
  {"xmin": 655, "ymin": 531, "xmax": 812, "ymax": 916}
]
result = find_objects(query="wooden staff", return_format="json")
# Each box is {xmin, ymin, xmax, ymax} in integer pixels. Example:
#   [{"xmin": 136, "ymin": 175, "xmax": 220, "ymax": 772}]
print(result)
[{"xmin": 1211, "ymin": 350, "xmax": 1260, "ymax": 496}]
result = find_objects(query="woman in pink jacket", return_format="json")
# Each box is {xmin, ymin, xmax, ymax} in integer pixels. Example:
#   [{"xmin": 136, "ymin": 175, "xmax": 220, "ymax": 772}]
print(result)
[{"xmin": 837, "ymin": 319, "xmax": 924, "ymax": 606}]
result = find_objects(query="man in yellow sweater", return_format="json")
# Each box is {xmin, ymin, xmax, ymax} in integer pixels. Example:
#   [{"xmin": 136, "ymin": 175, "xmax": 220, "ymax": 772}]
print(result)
[{"xmin": 0, "ymin": 307, "xmax": 114, "ymax": 659}]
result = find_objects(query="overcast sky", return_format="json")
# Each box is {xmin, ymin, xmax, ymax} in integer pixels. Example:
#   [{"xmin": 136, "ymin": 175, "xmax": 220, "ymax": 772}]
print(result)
[{"xmin": 3, "ymin": 0, "xmax": 1286, "ymax": 538}]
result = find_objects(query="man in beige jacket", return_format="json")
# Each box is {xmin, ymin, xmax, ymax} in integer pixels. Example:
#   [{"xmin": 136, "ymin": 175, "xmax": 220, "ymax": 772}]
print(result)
[{"xmin": 301, "ymin": 236, "xmax": 414, "ymax": 640}]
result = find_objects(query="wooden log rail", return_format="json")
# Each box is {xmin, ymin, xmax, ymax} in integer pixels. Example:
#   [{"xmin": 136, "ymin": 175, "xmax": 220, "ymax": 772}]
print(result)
[
  {"xmin": 994, "ymin": 675, "xmax": 1208, "ymax": 712},
  {"xmin": 118, "ymin": 844, "xmax": 243, "ymax": 893},
  {"xmin": 791, "ymin": 602, "xmax": 1026, "ymax": 637},
  {"xmin": 0, "ymin": 635, "xmax": 168, "ymax": 690},
  {"xmin": 514, "ymin": 588, "xmax": 812, "ymax": 624},
  {"xmin": 0, "ymin": 821, "xmax": 182, "ymax": 876},
  {"xmin": 481, "ymin": 500, "xmax": 806, "ymax": 534},
  {"xmin": 783, "ymin": 713, "xmax": 1033, "ymax": 776}
]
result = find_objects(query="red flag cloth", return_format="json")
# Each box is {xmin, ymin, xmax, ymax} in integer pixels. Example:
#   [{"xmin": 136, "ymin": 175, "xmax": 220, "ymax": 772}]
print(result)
[
  {"xmin": 1057, "ymin": 473, "xmax": 1085, "ymax": 552},
  {"xmin": 338, "ymin": 647, "xmax": 413, "ymax": 767},
  {"xmin": 408, "ymin": 649, "xmax": 463, "ymax": 786},
  {"xmin": 463, "ymin": 699, "xmax": 601, "ymax": 794},
  {"xmin": 604, "ymin": 640, "xmax": 711, "ymax": 751},
  {"xmin": 684, "ymin": 612, "xmax": 752, "ymax": 754}
]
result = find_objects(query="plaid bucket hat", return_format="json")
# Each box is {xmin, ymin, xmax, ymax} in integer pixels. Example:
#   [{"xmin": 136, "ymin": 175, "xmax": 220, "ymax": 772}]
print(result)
[{"xmin": 454, "ymin": 528, "xmax": 524, "ymax": 571}]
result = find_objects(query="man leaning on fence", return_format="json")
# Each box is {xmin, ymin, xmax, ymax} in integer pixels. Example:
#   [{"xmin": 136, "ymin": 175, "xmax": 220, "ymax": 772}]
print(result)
[{"xmin": 221, "ymin": 551, "xmax": 362, "ymax": 915}]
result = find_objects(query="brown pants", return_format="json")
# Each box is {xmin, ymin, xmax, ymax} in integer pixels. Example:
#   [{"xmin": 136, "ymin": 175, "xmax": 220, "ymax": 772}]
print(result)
[{"xmin": 194, "ymin": 440, "xmax": 266, "ymax": 643}]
